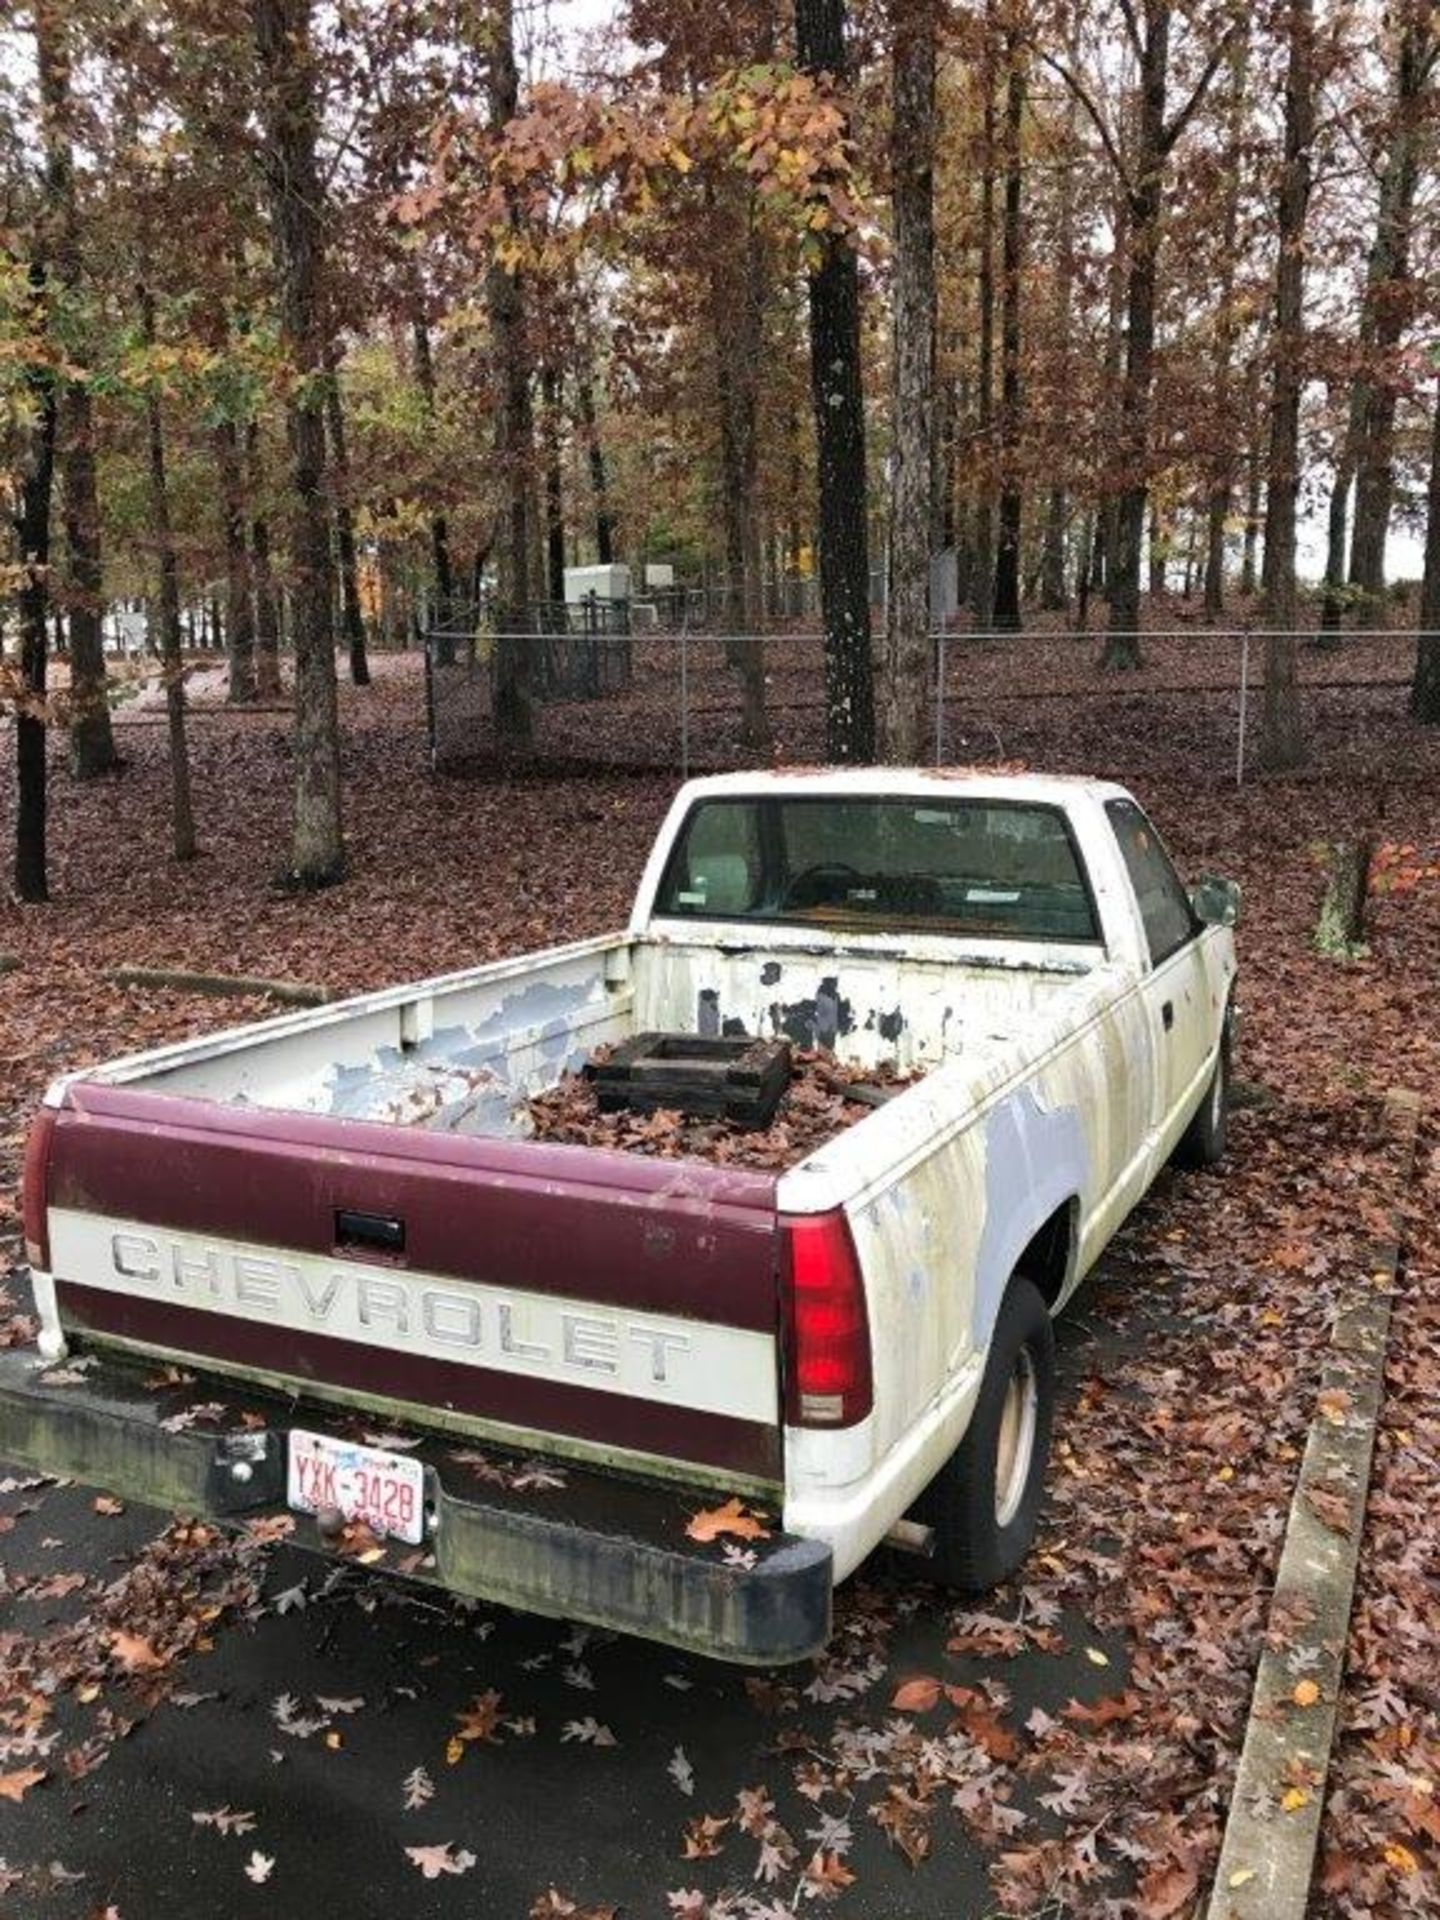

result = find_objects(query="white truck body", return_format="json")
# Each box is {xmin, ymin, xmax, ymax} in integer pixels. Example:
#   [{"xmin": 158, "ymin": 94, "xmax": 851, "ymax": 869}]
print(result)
[{"xmin": 11, "ymin": 771, "xmax": 1237, "ymax": 1660}]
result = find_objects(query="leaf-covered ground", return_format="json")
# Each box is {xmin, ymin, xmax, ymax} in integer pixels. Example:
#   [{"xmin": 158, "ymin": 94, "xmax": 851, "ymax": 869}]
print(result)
[{"xmin": 0, "ymin": 654, "xmax": 1436, "ymax": 1918}]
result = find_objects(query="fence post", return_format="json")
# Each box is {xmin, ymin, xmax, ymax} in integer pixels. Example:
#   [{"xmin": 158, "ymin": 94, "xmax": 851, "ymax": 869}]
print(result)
[
  {"xmin": 680, "ymin": 625, "xmax": 690, "ymax": 780},
  {"xmin": 1236, "ymin": 629, "xmax": 1250, "ymax": 788},
  {"xmin": 934, "ymin": 634, "xmax": 946, "ymax": 766}
]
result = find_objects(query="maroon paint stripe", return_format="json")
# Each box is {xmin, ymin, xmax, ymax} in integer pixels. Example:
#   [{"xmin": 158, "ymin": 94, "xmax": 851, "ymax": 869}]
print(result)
[
  {"xmin": 57, "ymin": 1280, "xmax": 780, "ymax": 1482},
  {"xmin": 51, "ymin": 1086, "xmax": 781, "ymax": 1333}
]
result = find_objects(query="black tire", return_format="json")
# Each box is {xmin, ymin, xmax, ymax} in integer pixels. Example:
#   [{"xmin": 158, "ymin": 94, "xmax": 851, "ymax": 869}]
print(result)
[
  {"xmin": 911, "ymin": 1274, "xmax": 1056, "ymax": 1592},
  {"xmin": 1173, "ymin": 1026, "xmax": 1230, "ymax": 1169}
]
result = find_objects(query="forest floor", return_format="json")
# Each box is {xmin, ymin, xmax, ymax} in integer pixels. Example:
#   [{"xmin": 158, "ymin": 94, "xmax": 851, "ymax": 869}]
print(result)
[{"xmin": 0, "ymin": 651, "xmax": 1436, "ymax": 1919}]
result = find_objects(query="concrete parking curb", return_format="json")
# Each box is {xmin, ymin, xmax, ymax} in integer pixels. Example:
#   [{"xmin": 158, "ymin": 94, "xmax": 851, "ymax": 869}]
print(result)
[{"xmin": 1205, "ymin": 1087, "xmax": 1422, "ymax": 1920}]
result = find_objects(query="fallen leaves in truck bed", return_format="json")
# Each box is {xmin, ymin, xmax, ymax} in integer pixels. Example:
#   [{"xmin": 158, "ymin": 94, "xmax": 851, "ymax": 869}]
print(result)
[{"xmin": 528, "ymin": 1049, "xmax": 924, "ymax": 1171}]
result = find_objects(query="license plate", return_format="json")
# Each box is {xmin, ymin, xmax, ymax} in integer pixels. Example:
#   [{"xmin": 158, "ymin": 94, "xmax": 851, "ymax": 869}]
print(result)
[{"xmin": 287, "ymin": 1430, "xmax": 426, "ymax": 1545}]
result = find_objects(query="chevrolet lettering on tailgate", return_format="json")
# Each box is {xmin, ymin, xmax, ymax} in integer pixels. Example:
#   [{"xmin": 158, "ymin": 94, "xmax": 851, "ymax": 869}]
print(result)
[{"xmin": 41, "ymin": 1210, "xmax": 775, "ymax": 1424}]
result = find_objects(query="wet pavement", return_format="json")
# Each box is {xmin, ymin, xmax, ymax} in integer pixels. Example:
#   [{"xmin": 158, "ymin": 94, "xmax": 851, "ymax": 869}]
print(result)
[{"xmin": 0, "ymin": 1282, "xmax": 1154, "ymax": 1920}]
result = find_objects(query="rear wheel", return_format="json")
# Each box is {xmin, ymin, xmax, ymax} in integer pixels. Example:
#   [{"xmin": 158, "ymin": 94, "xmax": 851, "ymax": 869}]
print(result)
[{"xmin": 912, "ymin": 1275, "xmax": 1056, "ymax": 1591}]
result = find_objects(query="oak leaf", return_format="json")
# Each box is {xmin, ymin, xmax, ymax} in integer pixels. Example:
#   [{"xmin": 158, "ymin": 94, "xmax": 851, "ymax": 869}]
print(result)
[
  {"xmin": 110, "ymin": 1630, "xmax": 167, "ymax": 1673},
  {"xmin": 684, "ymin": 1497, "xmax": 770, "ymax": 1544},
  {"xmin": 406, "ymin": 1843, "xmax": 477, "ymax": 1879},
  {"xmin": 453, "ymin": 1689, "xmax": 504, "ymax": 1745},
  {"xmin": 0, "ymin": 1766, "xmax": 47, "ymax": 1803}
]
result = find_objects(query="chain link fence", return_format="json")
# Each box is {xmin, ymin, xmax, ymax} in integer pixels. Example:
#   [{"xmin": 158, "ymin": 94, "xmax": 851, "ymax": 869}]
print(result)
[{"xmin": 425, "ymin": 618, "xmax": 1426, "ymax": 786}]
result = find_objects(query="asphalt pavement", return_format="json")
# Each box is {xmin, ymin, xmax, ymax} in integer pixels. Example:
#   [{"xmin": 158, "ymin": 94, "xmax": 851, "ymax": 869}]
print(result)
[{"xmin": 0, "ymin": 1294, "xmax": 1143, "ymax": 1920}]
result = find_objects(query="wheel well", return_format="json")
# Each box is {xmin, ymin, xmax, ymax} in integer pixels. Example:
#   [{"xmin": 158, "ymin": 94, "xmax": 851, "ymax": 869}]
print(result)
[{"xmin": 1014, "ymin": 1199, "xmax": 1077, "ymax": 1309}]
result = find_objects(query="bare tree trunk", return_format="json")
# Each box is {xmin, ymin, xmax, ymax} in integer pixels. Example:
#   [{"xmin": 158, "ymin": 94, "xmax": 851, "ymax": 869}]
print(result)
[
  {"xmin": 1316, "ymin": 410, "xmax": 1357, "ymax": 641},
  {"xmin": 1259, "ymin": 0, "xmax": 1313, "ymax": 772},
  {"xmin": 969, "ymin": 38, "xmax": 997, "ymax": 632},
  {"xmin": 59, "ymin": 384, "xmax": 119, "ymax": 776},
  {"xmin": 324, "ymin": 363, "xmax": 370, "ymax": 686},
  {"xmin": 1202, "ymin": 24, "xmax": 1250, "ymax": 618},
  {"xmin": 485, "ymin": 0, "xmax": 535, "ymax": 748},
  {"xmin": 879, "ymin": 0, "xmax": 936, "ymax": 762},
  {"xmin": 796, "ymin": 0, "xmax": 875, "ymax": 761},
  {"xmin": 1412, "ymin": 374, "xmax": 1440, "ymax": 722},
  {"xmin": 1348, "ymin": 3, "xmax": 1431, "ymax": 609},
  {"xmin": 1148, "ymin": 502, "xmax": 1166, "ymax": 597},
  {"xmin": 36, "ymin": 4, "xmax": 117, "ymax": 777},
  {"xmin": 140, "ymin": 283, "xmax": 196, "ymax": 859},
  {"xmin": 411, "ymin": 309, "xmax": 456, "ymax": 615},
  {"xmin": 1240, "ymin": 405, "xmax": 1263, "ymax": 595},
  {"xmin": 710, "ymin": 180, "xmax": 771, "ymax": 754},
  {"xmin": 1091, "ymin": 171, "xmax": 1130, "ymax": 606},
  {"xmin": 992, "ymin": 28, "xmax": 1025, "ymax": 631},
  {"xmin": 576, "ymin": 366, "xmax": 616, "ymax": 565},
  {"xmin": 253, "ymin": 0, "xmax": 343, "ymax": 887},
  {"xmin": 248, "ymin": 423, "xmax": 282, "ymax": 698},
  {"xmin": 11, "ymin": 263, "xmax": 57, "ymax": 902},
  {"xmin": 1103, "ymin": 8, "xmax": 1172, "ymax": 668},
  {"xmin": 215, "ymin": 419, "xmax": 257, "ymax": 702},
  {"xmin": 541, "ymin": 365, "xmax": 566, "ymax": 607}
]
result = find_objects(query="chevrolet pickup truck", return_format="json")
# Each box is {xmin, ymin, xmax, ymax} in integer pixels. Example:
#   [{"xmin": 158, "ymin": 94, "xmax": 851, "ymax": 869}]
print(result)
[{"xmin": 4, "ymin": 771, "xmax": 1238, "ymax": 1664}]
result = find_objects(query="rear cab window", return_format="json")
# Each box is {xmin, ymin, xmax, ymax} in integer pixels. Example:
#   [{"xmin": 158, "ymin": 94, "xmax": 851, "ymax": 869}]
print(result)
[{"xmin": 654, "ymin": 796, "xmax": 1102, "ymax": 945}]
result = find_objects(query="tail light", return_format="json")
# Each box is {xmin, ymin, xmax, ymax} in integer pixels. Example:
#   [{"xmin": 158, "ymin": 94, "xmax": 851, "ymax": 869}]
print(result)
[
  {"xmin": 22, "ymin": 1104, "xmax": 58, "ymax": 1270},
  {"xmin": 782, "ymin": 1209, "xmax": 873, "ymax": 1428}
]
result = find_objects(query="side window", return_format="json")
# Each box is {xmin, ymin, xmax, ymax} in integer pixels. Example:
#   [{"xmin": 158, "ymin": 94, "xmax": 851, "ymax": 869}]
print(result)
[
  {"xmin": 1106, "ymin": 800, "xmax": 1196, "ymax": 965},
  {"xmin": 655, "ymin": 802, "xmax": 764, "ymax": 916}
]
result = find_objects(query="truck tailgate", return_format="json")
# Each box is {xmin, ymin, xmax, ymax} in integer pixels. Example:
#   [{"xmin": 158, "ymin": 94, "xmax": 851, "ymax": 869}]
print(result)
[{"xmin": 42, "ymin": 1084, "xmax": 783, "ymax": 1484}]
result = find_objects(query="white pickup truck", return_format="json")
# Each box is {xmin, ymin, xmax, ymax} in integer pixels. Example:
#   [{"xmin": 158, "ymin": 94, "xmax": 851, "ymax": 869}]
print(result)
[{"xmin": 7, "ymin": 770, "xmax": 1238, "ymax": 1663}]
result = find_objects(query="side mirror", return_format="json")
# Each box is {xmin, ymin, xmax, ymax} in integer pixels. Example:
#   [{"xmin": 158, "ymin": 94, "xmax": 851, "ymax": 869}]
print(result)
[{"xmin": 1191, "ymin": 875, "xmax": 1241, "ymax": 928}]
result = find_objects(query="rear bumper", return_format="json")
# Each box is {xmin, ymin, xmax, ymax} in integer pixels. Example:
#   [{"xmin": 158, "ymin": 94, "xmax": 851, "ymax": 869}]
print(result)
[{"xmin": 0, "ymin": 1344, "xmax": 832, "ymax": 1666}]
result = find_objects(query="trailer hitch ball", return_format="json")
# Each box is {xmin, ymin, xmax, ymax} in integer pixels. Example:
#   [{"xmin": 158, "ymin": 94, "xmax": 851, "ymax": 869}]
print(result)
[{"xmin": 316, "ymin": 1504, "xmax": 347, "ymax": 1543}]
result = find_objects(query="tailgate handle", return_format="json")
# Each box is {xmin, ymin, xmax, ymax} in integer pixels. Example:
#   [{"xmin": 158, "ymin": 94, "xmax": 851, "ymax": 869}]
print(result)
[{"xmin": 335, "ymin": 1209, "xmax": 406, "ymax": 1256}]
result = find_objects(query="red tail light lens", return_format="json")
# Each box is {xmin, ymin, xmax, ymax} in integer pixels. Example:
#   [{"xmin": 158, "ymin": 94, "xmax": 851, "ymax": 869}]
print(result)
[
  {"xmin": 782, "ymin": 1209, "xmax": 873, "ymax": 1428},
  {"xmin": 22, "ymin": 1105, "xmax": 58, "ymax": 1270}
]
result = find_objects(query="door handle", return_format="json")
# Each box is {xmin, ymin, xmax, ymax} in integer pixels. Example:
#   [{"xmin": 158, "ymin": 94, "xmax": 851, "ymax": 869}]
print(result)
[
  {"xmin": 335, "ymin": 1209, "xmax": 406, "ymax": 1256},
  {"xmin": 1162, "ymin": 1000, "xmax": 1174, "ymax": 1031}
]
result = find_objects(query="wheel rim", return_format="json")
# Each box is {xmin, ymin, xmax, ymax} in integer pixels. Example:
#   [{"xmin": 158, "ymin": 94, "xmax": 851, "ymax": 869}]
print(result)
[{"xmin": 995, "ymin": 1348, "xmax": 1039, "ymax": 1528}]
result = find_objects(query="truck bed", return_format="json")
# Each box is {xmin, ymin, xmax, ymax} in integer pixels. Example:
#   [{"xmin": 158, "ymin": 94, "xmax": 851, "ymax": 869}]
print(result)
[{"xmin": 32, "ymin": 927, "xmax": 1097, "ymax": 1493}]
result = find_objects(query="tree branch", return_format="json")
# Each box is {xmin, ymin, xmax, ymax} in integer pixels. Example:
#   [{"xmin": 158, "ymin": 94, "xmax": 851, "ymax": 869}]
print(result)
[
  {"xmin": 1161, "ymin": 22, "xmax": 1242, "ymax": 155},
  {"xmin": 1114, "ymin": 0, "xmax": 1146, "ymax": 64},
  {"xmin": 1033, "ymin": 47, "xmax": 1132, "ymax": 190}
]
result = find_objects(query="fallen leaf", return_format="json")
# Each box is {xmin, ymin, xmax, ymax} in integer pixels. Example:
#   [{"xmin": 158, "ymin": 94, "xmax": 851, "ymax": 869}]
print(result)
[
  {"xmin": 453, "ymin": 1690, "xmax": 505, "ymax": 1746},
  {"xmin": 681, "ymin": 1813, "xmax": 730, "ymax": 1859},
  {"xmin": 801, "ymin": 1849, "xmax": 856, "ymax": 1898},
  {"xmin": 92, "ymin": 1495, "xmax": 124, "ymax": 1516},
  {"xmin": 561, "ymin": 1717, "xmax": 617, "ymax": 1747},
  {"xmin": 1292, "ymin": 1678, "xmax": 1321, "ymax": 1707},
  {"xmin": 684, "ymin": 1497, "xmax": 771, "ymax": 1545},
  {"xmin": 402, "ymin": 1766, "xmax": 434, "ymax": 1810},
  {"xmin": 529, "ymin": 1891, "xmax": 617, "ymax": 1920},
  {"xmin": 405, "ymin": 1843, "xmax": 477, "ymax": 1880},
  {"xmin": 192, "ymin": 1807, "xmax": 257, "ymax": 1837},
  {"xmin": 109, "ymin": 1631, "xmax": 167, "ymax": 1674},
  {"xmin": 243, "ymin": 1852, "xmax": 274, "ymax": 1885},
  {"xmin": 0, "ymin": 1766, "xmax": 47, "ymax": 1803},
  {"xmin": 891, "ymin": 1676, "xmax": 942, "ymax": 1713}
]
